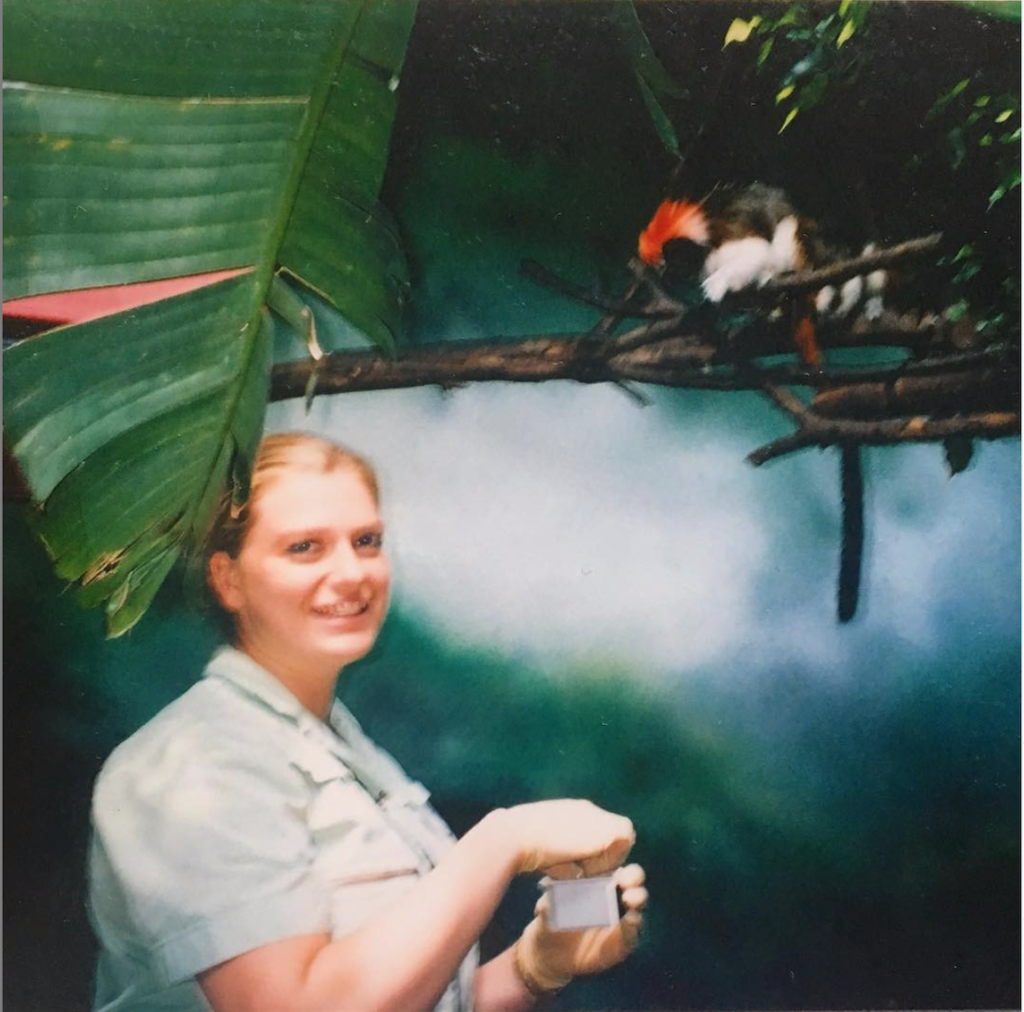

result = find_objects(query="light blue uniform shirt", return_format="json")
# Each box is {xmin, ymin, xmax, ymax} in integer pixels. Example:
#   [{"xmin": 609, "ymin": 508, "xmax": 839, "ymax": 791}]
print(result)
[{"xmin": 88, "ymin": 647, "xmax": 478, "ymax": 1011}]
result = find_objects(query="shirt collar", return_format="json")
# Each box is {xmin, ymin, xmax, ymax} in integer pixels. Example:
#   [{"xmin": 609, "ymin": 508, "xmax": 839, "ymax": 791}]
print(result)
[
  {"xmin": 204, "ymin": 646, "xmax": 367, "ymax": 754},
  {"xmin": 203, "ymin": 645, "xmax": 308, "ymax": 723},
  {"xmin": 327, "ymin": 696, "xmax": 366, "ymax": 744}
]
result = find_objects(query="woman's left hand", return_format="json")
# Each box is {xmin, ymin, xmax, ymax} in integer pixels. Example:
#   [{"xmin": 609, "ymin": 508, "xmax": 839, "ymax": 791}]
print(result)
[{"xmin": 514, "ymin": 864, "xmax": 648, "ymax": 994}]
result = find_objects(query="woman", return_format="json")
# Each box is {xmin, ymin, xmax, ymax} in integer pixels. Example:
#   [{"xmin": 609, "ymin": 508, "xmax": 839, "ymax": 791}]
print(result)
[{"xmin": 88, "ymin": 432, "xmax": 648, "ymax": 1011}]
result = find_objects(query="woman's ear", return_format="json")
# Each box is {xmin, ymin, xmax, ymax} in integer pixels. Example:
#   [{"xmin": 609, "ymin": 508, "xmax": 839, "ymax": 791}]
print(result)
[{"xmin": 208, "ymin": 551, "xmax": 242, "ymax": 613}]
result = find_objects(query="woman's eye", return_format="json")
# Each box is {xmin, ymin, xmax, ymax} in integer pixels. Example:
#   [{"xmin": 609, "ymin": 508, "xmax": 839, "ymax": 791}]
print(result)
[
  {"xmin": 355, "ymin": 532, "xmax": 383, "ymax": 551},
  {"xmin": 287, "ymin": 540, "xmax": 315, "ymax": 555}
]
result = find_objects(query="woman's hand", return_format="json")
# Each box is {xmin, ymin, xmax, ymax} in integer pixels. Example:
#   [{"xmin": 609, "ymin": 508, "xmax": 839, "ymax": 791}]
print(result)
[
  {"xmin": 501, "ymin": 800, "xmax": 635, "ymax": 876},
  {"xmin": 514, "ymin": 864, "xmax": 648, "ymax": 994}
]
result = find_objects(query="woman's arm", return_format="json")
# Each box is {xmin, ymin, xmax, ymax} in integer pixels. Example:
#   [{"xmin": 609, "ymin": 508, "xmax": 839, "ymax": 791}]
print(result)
[
  {"xmin": 199, "ymin": 810, "xmax": 515, "ymax": 1011},
  {"xmin": 199, "ymin": 801, "xmax": 633, "ymax": 1012},
  {"xmin": 475, "ymin": 947, "xmax": 539, "ymax": 1012}
]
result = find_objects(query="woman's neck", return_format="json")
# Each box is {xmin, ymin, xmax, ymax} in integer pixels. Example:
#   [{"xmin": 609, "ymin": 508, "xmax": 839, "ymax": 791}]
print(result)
[{"xmin": 235, "ymin": 635, "xmax": 340, "ymax": 719}]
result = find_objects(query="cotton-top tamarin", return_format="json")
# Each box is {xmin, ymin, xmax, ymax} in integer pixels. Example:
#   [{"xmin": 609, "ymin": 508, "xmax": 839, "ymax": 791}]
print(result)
[{"xmin": 638, "ymin": 182, "xmax": 885, "ymax": 369}]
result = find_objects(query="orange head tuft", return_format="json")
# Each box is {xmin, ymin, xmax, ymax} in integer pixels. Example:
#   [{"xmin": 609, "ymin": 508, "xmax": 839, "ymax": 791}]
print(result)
[{"xmin": 638, "ymin": 199, "xmax": 709, "ymax": 266}]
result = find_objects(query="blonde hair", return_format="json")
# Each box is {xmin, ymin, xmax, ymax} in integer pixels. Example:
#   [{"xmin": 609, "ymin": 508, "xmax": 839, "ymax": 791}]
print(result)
[{"xmin": 208, "ymin": 432, "xmax": 380, "ymax": 560}]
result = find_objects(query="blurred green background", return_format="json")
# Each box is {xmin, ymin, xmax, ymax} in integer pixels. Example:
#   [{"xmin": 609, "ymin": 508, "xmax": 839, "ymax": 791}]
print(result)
[{"xmin": 4, "ymin": 3, "xmax": 1020, "ymax": 1009}]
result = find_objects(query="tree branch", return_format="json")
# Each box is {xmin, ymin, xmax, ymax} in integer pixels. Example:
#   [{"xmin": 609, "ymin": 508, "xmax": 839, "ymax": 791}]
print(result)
[
  {"xmin": 759, "ymin": 381, "xmax": 809, "ymax": 419},
  {"xmin": 758, "ymin": 233, "xmax": 946, "ymax": 296},
  {"xmin": 607, "ymin": 316, "xmax": 690, "ymax": 355},
  {"xmin": 522, "ymin": 235, "xmax": 946, "ymax": 329},
  {"xmin": 270, "ymin": 336, "xmax": 614, "ymax": 400},
  {"xmin": 267, "ymin": 241, "xmax": 1018, "ymax": 469},
  {"xmin": 269, "ymin": 313, "xmax": 960, "ymax": 402},
  {"xmin": 809, "ymin": 367, "xmax": 1019, "ymax": 419},
  {"xmin": 618, "ymin": 350, "xmax": 1014, "ymax": 391},
  {"xmin": 747, "ymin": 412, "xmax": 1021, "ymax": 466}
]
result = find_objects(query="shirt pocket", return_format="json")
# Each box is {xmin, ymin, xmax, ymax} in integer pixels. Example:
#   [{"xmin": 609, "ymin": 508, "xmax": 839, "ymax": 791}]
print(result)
[
  {"xmin": 379, "ymin": 780, "xmax": 458, "ymax": 870},
  {"xmin": 291, "ymin": 742, "xmax": 422, "ymax": 888}
]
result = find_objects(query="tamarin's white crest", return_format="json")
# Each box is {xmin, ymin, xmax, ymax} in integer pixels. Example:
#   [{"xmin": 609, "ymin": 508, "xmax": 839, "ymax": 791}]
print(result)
[{"xmin": 638, "ymin": 183, "xmax": 885, "ymax": 369}]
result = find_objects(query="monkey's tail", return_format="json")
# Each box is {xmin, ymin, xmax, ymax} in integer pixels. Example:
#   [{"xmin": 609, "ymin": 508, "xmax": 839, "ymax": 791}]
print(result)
[{"xmin": 838, "ymin": 443, "xmax": 864, "ymax": 623}]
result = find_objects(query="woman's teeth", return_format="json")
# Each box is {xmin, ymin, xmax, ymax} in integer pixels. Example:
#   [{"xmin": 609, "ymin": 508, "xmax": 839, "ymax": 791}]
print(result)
[{"xmin": 313, "ymin": 602, "xmax": 369, "ymax": 617}]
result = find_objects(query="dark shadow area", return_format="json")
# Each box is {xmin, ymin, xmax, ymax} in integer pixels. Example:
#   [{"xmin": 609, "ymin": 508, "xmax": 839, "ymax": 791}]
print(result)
[{"xmin": 4, "ymin": 611, "xmax": 102, "ymax": 1010}]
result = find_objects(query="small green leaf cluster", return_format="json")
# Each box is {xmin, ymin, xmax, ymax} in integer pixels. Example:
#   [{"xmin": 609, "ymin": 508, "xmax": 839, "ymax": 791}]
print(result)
[
  {"xmin": 926, "ymin": 77, "xmax": 1021, "ymax": 207},
  {"xmin": 723, "ymin": 2, "xmax": 871, "ymax": 135},
  {"xmin": 918, "ymin": 74, "xmax": 1021, "ymax": 337},
  {"xmin": 937, "ymin": 240, "xmax": 1018, "ymax": 344}
]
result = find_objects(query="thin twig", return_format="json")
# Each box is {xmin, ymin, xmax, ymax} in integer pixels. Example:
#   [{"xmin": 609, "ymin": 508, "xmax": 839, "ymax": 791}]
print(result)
[
  {"xmin": 759, "ymin": 382, "xmax": 809, "ymax": 419},
  {"xmin": 612, "ymin": 379, "xmax": 653, "ymax": 406},
  {"xmin": 592, "ymin": 265, "xmax": 645, "ymax": 336},
  {"xmin": 607, "ymin": 316, "xmax": 689, "ymax": 356},
  {"xmin": 519, "ymin": 259, "xmax": 676, "ymax": 319},
  {"xmin": 629, "ymin": 257, "xmax": 683, "ymax": 308}
]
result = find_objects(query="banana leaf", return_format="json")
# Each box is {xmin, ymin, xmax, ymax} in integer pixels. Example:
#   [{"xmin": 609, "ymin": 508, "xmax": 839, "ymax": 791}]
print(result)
[{"xmin": 3, "ymin": 0, "xmax": 417, "ymax": 634}]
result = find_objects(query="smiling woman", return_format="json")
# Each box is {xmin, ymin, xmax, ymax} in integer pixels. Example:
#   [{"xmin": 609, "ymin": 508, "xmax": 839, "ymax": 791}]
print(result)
[
  {"xmin": 206, "ymin": 435, "xmax": 392, "ymax": 718},
  {"xmin": 86, "ymin": 431, "xmax": 648, "ymax": 1012}
]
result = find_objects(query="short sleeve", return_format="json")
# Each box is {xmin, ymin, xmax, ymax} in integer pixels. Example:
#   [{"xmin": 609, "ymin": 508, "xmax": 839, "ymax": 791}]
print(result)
[{"xmin": 90, "ymin": 730, "xmax": 331, "ymax": 987}]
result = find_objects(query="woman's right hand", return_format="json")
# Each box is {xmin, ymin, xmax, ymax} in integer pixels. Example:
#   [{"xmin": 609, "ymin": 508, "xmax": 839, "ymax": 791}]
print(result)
[{"xmin": 500, "ymin": 800, "xmax": 635, "ymax": 876}]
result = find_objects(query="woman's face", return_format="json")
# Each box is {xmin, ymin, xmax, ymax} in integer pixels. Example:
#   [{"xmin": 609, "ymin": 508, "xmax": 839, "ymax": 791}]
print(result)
[{"xmin": 211, "ymin": 467, "xmax": 391, "ymax": 673}]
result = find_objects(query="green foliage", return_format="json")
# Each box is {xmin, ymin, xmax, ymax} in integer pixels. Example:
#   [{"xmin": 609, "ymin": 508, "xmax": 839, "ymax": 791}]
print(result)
[
  {"xmin": 3, "ymin": 0, "xmax": 417, "ymax": 634},
  {"xmin": 722, "ymin": 2, "xmax": 1019, "ymax": 342},
  {"xmin": 952, "ymin": 0, "xmax": 1022, "ymax": 21},
  {"xmin": 607, "ymin": 2, "xmax": 687, "ymax": 158},
  {"xmin": 928, "ymin": 76, "xmax": 1020, "ymax": 190},
  {"xmin": 920, "ymin": 72, "xmax": 1021, "ymax": 333},
  {"xmin": 723, "ymin": 2, "xmax": 872, "ymax": 134}
]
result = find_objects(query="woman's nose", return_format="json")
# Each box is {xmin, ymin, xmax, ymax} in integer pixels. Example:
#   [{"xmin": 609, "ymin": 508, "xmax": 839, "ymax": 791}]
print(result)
[{"xmin": 326, "ymin": 544, "xmax": 364, "ymax": 586}]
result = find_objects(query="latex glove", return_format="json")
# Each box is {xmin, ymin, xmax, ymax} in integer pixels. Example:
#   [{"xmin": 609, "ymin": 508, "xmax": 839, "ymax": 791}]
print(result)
[
  {"xmin": 502, "ymin": 800, "xmax": 635, "ymax": 876},
  {"xmin": 513, "ymin": 863, "xmax": 648, "ymax": 994}
]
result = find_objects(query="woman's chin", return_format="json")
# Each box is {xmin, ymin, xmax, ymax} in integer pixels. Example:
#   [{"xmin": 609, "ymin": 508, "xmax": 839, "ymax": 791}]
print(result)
[{"xmin": 308, "ymin": 622, "xmax": 381, "ymax": 665}]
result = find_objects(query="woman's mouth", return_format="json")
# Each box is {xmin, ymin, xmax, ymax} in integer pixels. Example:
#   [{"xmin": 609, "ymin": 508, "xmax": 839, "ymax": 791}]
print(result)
[{"xmin": 312, "ymin": 601, "xmax": 370, "ymax": 619}]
